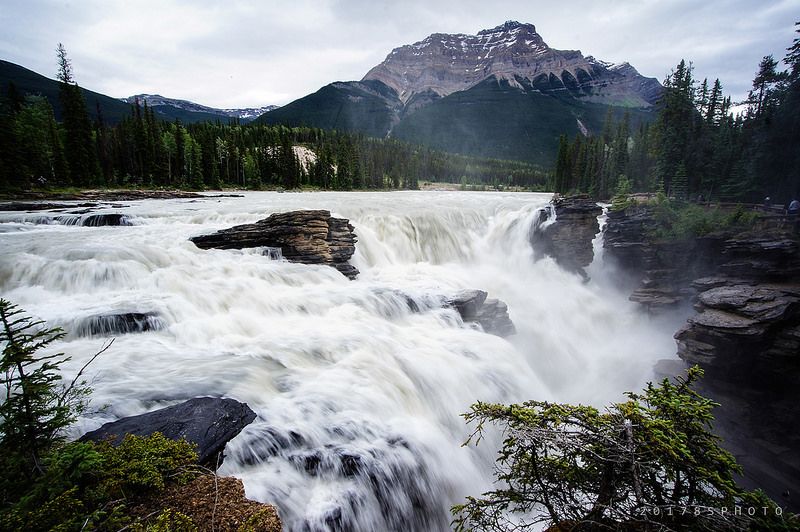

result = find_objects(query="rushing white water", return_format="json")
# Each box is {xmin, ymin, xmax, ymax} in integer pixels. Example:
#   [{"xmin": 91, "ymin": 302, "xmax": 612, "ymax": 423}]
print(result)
[{"xmin": 0, "ymin": 191, "xmax": 684, "ymax": 531}]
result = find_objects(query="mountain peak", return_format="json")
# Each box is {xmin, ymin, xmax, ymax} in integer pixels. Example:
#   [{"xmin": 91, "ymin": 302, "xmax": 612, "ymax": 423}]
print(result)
[
  {"xmin": 477, "ymin": 20, "xmax": 536, "ymax": 35},
  {"xmin": 362, "ymin": 21, "xmax": 659, "ymax": 108}
]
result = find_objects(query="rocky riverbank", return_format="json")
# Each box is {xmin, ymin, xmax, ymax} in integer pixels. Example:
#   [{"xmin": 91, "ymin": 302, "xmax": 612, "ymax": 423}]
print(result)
[
  {"xmin": 600, "ymin": 201, "xmax": 800, "ymax": 510},
  {"xmin": 601, "ymin": 204, "xmax": 800, "ymax": 381},
  {"xmin": 0, "ymin": 189, "xmax": 243, "ymax": 203}
]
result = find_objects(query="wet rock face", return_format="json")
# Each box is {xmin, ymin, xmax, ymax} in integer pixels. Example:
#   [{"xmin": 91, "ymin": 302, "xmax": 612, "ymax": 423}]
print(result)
[
  {"xmin": 447, "ymin": 289, "xmax": 516, "ymax": 337},
  {"xmin": 80, "ymin": 213, "xmax": 132, "ymax": 226},
  {"xmin": 190, "ymin": 210, "xmax": 359, "ymax": 279},
  {"xmin": 230, "ymin": 422, "xmax": 450, "ymax": 531},
  {"xmin": 531, "ymin": 196, "xmax": 601, "ymax": 279},
  {"xmin": 81, "ymin": 397, "xmax": 256, "ymax": 466}
]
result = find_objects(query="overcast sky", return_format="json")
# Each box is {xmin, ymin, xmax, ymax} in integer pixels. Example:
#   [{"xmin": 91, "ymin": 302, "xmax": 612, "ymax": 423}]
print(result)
[{"xmin": 1, "ymin": 0, "xmax": 797, "ymax": 108}]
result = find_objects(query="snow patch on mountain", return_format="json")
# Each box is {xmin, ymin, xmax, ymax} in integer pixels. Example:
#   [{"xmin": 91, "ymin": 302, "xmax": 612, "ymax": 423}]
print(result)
[{"xmin": 121, "ymin": 94, "xmax": 278, "ymax": 121}]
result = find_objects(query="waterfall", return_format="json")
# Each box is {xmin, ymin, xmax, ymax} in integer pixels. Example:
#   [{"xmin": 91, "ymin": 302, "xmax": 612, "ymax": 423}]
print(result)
[{"xmin": 0, "ymin": 191, "xmax": 681, "ymax": 531}]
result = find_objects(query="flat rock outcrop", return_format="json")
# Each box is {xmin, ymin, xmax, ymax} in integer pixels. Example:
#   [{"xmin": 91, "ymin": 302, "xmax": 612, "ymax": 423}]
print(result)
[
  {"xmin": 81, "ymin": 397, "xmax": 256, "ymax": 466},
  {"xmin": 190, "ymin": 209, "xmax": 359, "ymax": 279},
  {"xmin": 531, "ymin": 196, "xmax": 602, "ymax": 279},
  {"xmin": 447, "ymin": 289, "xmax": 516, "ymax": 337},
  {"xmin": 0, "ymin": 201, "xmax": 98, "ymax": 211}
]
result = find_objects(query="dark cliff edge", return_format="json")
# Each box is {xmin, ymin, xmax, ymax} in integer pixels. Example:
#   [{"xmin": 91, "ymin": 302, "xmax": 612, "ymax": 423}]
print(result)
[
  {"xmin": 603, "ymin": 204, "xmax": 800, "ymax": 511},
  {"xmin": 530, "ymin": 195, "xmax": 602, "ymax": 279}
]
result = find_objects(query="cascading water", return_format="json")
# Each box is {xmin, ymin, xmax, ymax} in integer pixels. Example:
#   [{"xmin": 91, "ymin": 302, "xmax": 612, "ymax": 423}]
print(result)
[{"xmin": 0, "ymin": 191, "xmax": 684, "ymax": 531}]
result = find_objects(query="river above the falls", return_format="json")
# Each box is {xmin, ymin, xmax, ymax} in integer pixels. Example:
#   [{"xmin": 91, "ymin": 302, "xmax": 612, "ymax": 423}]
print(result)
[{"xmin": 0, "ymin": 191, "xmax": 688, "ymax": 531}]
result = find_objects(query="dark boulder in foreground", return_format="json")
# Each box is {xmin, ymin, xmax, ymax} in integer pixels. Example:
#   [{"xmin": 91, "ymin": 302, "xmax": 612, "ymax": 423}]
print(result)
[
  {"xmin": 530, "ymin": 195, "xmax": 601, "ymax": 279},
  {"xmin": 81, "ymin": 397, "xmax": 257, "ymax": 466},
  {"xmin": 190, "ymin": 209, "xmax": 359, "ymax": 279},
  {"xmin": 76, "ymin": 312, "xmax": 165, "ymax": 337},
  {"xmin": 447, "ymin": 289, "xmax": 516, "ymax": 337}
]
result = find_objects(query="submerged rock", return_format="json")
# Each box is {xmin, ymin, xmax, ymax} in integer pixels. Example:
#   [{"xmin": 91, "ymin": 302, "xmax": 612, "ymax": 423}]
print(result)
[
  {"xmin": 50, "ymin": 212, "xmax": 133, "ymax": 226},
  {"xmin": 81, "ymin": 213, "xmax": 132, "ymax": 226},
  {"xmin": 530, "ymin": 195, "xmax": 601, "ymax": 279},
  {"xmin": 81, "ymin": 397, "xmax": 257, "ymax": 466},
  {"xmin": 77, "ymin": 312, "xmax": 165, "ymax": 337},
  {"xmin": 447, "ymin": 289, "xmax": 516, "ymax": 337},
  {"xmin": 190, "ymin": 209, "xmax": 359, "ymax": 279}
]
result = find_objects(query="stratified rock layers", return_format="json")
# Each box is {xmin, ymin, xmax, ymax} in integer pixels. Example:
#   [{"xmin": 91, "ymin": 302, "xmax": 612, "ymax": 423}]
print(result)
[
  {"xmin": 191, "ymin": 210, "xmax": 359, "ymax": 279},
  {"xmin": 603, "ymin": 205, "xmax": 800, "ymax": 380}
]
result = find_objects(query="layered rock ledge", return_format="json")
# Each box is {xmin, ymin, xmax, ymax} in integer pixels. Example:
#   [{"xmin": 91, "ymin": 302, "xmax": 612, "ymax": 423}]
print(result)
[
  {"xmin": 530, "ymin": 195, "xmax": 601, "ymax": 278},
  {"xmin": 604, "ymin": 204, "xmax": 800, "ymax": 379},
  {"xmin": 191, "ymin": 209, "xmax": 359, "ymax": 279},
  {"xmin": 675, "ymin": 282, "xmax": 800, "ymax": 380}
]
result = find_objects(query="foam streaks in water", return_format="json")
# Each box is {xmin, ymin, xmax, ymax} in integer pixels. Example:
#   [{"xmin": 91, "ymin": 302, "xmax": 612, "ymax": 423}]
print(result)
[{"xmin": 0, "ymin": 191, "xmax": 682, "ymax": 531}]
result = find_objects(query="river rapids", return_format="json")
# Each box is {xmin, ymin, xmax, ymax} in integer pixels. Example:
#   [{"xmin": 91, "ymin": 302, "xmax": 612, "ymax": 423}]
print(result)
[{"xmin": 0, "ymin": 191, "xmax": 685, "ymax": 531}]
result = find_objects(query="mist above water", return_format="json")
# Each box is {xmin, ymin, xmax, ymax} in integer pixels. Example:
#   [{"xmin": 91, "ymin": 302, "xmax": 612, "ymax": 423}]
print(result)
[{"xmin": 0, "ymin": 191, "xmax": 686, "ymax": 530}]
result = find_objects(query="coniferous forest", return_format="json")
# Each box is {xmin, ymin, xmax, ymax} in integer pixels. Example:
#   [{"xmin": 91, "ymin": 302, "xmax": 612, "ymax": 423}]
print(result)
[
  {"xmin": 0, "ymin": 46, "xmax": 547, "ymax": 193},
  {"xmin": 554, "ymin": 23, "xmax": 800, "ymax": 204},
  {"xmin": 3, "ymin": 26, "xmax": 800, "ymax": 201}
]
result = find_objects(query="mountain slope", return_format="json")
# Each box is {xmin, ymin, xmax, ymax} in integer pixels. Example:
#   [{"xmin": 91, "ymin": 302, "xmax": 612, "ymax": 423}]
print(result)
[
  {"xmin": 259, "ymin": 80, "xmax": 401, "ymax": 137},
  {"xmin": 0, "ymin": 60, "xmax": 275, "ymax": 125},
  {"xmin": 392, "ymin": 76, "xmax": 653, "ymax": 164},
  {"xmin": 363, "ymin": 21, "xmax": 661, "ymax": 108},
  {"xmin": 258, "ymin": 21, "xmax": 662, "ymax": 164},
  {"xmin": 0, "ymin": 59, "xmax": 132, "ymax": 123}
]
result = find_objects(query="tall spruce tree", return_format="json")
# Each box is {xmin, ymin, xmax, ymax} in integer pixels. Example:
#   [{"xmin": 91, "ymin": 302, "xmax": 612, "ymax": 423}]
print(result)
[{"xmin": 56, "ymin": 43, "xmax": 97, "ymax": 186}]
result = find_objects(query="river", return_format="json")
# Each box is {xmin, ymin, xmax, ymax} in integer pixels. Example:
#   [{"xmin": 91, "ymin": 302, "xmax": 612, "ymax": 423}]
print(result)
[{"xmin": 0, "ymin": 191, "xmax": 687, "ymax": 531}]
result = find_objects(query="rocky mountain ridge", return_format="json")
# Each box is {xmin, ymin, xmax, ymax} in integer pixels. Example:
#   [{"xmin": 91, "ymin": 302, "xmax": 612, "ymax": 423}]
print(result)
[
  {"xmin": 122, "ymin": 94, "xmax": 278, "ymax": 122},
  {"xmin": 260, "ymin": 21, "xmax": 661, "ymax": 164},
  {"xmin": 362, "ymin": 21, "xmax": 661, "ymax": 108}
]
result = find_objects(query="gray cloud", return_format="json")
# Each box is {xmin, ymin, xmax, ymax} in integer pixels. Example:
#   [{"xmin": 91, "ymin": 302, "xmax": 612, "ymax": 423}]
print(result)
[{"xmin": 0, "ymin": 0, "xmax": 796, "ymax": 107}]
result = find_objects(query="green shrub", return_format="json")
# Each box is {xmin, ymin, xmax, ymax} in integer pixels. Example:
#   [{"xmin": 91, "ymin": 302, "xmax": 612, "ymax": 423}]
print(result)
[
  {"xmin": 648, "ymin": 198, "xmax": 759, "ymax": 239},
  {"xmin": 453, "ymin": 367, "xmax": 795, "ymax": 531},
  {"xmin": 141, "ymin": 508, "xmax": 197, "ymax": 532},
  {"xmin": 98, "ymin": 433, "xmax": 197, "ymax": 497}
]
